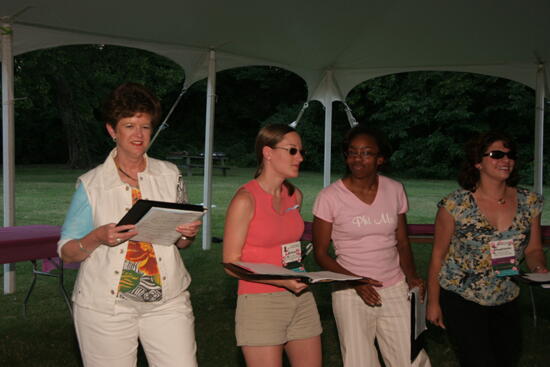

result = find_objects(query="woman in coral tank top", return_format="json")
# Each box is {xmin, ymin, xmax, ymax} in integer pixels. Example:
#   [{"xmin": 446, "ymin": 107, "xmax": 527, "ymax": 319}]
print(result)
[{"xmin": 223, "ymin": 124, "xmax": 322, "ymax": 367}]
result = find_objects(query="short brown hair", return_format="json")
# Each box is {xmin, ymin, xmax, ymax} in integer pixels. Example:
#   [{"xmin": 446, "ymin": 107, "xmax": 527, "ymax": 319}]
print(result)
[{"xmin": 102, "ymin": 82, "xmax": 161, "ymax": 128}]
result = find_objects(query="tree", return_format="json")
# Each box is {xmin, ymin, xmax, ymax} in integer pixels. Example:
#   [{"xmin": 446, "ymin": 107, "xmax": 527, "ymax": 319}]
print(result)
[
  {"xmin": 7, "ymin": 48, "xmax": 547, "ymax": 181},
  {"xmin": 346, "ymin": 71, "xmax": 542, "ymax": 181},
  {"xmin": 13, "ymin": 45, "xmax": 184, "ymax": 168}
]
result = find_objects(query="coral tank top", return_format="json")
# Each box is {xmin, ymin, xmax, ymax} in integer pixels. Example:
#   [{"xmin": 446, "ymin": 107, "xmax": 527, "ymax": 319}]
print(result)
[{"xmin": 238, "ymin": 180, "xmax": 305, "ymax": 295}]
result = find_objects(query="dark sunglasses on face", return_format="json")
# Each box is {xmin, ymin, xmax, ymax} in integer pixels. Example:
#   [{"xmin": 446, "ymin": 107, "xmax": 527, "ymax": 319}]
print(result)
[
  {"xmin": 273, "ymin": 146, "xmax": 306, "ymax": 157},
  {"xmin": 483, "ymin": 150, "xmax": 517, "ymax": 160}
]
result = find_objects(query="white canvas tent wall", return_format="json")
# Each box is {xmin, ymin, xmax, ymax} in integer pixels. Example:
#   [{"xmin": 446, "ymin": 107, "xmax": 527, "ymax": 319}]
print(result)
[{"xmin": 1, "ymin": 0, "xmax": 549, "ymax": 292}]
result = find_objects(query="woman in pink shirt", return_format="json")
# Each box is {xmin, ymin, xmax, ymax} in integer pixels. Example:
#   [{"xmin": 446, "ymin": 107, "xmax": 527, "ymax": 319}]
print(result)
[
  {"xmin": 223, "ymin": 124, "xmax": 322, "ymax": 367},
  {"xmin": 312, "ymin": 125, "xmax": 430, "ymax": 367}
]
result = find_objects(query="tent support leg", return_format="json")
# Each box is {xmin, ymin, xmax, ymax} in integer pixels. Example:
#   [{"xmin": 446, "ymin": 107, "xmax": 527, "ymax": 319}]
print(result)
[
  {"xmin": 534, "ymin": 65, "xmax": 545, "ymax": 195},
  {"xmin": 323, "ymin": 102, "xmax": 333, "ymax": 188},
  {"xmin": 2, "ymin": 22, "xmax": 16, "ymax": 294},
  {"xmin": 202, "ymin": 50, "xmax": 216, "ymax": 251}
]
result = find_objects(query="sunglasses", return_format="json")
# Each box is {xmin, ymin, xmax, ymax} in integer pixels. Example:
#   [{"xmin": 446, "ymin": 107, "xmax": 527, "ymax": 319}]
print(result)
[
  {"xmin": 273, "ymin": 146, "xmax": 306, "ymax": 157},
  {"xmin": 483, "ymin": 150, "xmax": 517, "ymax": 160}
]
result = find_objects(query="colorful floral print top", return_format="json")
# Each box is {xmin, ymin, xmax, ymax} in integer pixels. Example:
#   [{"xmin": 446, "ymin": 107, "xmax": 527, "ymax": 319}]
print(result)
[
  {"xmin": 438, "ymin": 187, "xmax": 543, "ymax": 306},
  {"xmin": 117, "ymin": 188, "xmax": 162, "ymax": 302}
]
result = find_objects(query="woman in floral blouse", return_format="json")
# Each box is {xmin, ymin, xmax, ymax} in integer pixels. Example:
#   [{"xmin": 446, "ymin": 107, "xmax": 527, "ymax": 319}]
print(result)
[{"xmin": 426, "ymin": 131, "xmax": 548, "ymax": 367}]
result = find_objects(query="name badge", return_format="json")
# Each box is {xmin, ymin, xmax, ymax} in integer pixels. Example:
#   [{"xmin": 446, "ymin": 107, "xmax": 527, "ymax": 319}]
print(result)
[
  {"xmin": 281, "ymin": 241, "xmax": 304, "ymax": 272},
  {"xmin": 489, "ymin": 239, "xmax": 518, "ymax": 277}
]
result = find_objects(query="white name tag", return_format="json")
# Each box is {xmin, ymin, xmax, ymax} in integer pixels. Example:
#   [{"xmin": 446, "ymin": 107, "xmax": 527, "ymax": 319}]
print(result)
[{"xmin": 281, "ymin": 241, "xmax": 303, "ymax": 271}]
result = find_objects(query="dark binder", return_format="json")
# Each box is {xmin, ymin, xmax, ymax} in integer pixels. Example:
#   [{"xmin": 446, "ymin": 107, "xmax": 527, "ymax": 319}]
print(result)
[{"xmin": 117, "ymin": 200, "xmax": 205, "ymax": 226}]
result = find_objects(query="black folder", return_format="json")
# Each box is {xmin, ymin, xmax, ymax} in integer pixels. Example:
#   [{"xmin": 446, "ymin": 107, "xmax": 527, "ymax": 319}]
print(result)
[{"xmin": 117, "ymin": 200, "xmax": 205, "ymax": 226}]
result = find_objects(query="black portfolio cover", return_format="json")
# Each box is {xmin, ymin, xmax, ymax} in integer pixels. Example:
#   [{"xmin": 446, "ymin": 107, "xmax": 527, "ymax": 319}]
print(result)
[{"xmin": 117, "ymin": 200, "xmax": 205, "ymax": 226}]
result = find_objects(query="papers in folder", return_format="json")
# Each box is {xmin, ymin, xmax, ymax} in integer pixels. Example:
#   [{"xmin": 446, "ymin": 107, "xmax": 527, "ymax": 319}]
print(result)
[
  {"xmin": 223, "ymin": 262, "xmax": 363, "ymax": 284},
  {"xmin": 117, "ymin": 200, "xmax": 206, "ymax": 245},
  {"xmin": 520, "ymin": 272, "xmax": 550, "ymax": 283}
]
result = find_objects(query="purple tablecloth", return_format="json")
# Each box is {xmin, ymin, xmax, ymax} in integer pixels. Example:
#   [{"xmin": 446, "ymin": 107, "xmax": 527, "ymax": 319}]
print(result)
[{"xmin": 0, "ymin": 225, "xmax": 61, "ymax": 264}]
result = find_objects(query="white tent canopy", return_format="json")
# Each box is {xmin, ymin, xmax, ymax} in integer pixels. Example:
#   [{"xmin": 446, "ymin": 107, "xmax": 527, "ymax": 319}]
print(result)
[
  {"xmin": 3, "ymin": 1, "xmax": 549, "ymax": 97},
  {"xmin": 2, "ymin": 0, "xmax": 549, "ymax": 292}
]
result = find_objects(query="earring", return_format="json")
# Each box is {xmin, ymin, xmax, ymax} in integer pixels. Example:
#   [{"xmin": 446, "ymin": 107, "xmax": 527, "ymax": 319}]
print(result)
[{"xmin": 112, "ymin": 137, "xmax": 117, "ymax": 142}]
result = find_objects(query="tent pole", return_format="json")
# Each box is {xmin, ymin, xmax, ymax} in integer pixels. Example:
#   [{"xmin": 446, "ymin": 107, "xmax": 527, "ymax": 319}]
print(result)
[
  {"xmin": 202, "ymin": 50, "xmax": 216, "ymax": 251},
  {"xmin": 2, "ymin": 22, "xmax": 16, "ymax": 294},
  {"xmin": 534, "ymin": 65, "xmax": 545, "ymax": 195},
  {"xmin": 323, "ymin": 101, "xmax": 333, "ymax": 187}
]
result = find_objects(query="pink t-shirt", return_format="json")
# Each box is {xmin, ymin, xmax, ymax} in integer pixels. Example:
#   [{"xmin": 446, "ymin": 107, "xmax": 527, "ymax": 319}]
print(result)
[
  {"xmin": 312, "ymin": 175, "xmax": 407, "ymax": 288},
  {"xmin": 238, "ymin": 180, "xmax": 305, "ymax": 295}
]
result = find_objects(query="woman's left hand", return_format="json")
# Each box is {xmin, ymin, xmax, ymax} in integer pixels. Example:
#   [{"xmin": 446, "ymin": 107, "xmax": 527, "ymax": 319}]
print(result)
[
  {"xmin": 407, "ymin": 277, "xmax": 425, "ymax": 302},
  {"xmin": 176, "ymin": 220, "xmax": 202, "ymax": 239}
]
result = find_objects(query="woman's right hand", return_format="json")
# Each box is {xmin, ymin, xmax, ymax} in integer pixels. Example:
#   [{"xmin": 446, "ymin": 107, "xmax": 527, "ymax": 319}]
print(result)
[
  {"xmin": 354, "ymin": 284, "xmax": 382, "ymax": 306},
  {"xmin": 93, "ymin": 223, "xmax": 138, "ymax": 246},
  {"xmin": 426, "ymin": 301, "xmax": 446, "ymax": 329}
]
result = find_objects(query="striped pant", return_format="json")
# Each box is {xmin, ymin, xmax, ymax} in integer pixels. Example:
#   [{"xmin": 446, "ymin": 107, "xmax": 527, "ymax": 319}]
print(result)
[{"xmin": 332, "ymin": 280, "xmax": 431, "ymax": 367}]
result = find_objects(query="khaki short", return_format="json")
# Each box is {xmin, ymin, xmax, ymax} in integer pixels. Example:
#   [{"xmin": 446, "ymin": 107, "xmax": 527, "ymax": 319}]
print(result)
[{"xmin": 235, "ymin": 291, "xmax": 322, "ymax": 346}]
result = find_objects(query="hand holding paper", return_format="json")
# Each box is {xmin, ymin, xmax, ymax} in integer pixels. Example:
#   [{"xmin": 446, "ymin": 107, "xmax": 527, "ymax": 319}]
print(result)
[
  {"xmin": 176, "ymin": 220, "xmax": 202, "ymax": 239},
  {"xmin": 95, "ymin": 223, "xmax": 138, "ymax": 246},
  {"xmin": 117, "ymin": 200, "xmax": 207, "ymax": 245}
]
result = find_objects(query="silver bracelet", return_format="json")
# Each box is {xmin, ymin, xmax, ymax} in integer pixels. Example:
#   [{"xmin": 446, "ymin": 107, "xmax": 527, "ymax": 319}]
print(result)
[
  {"xmin": 78, "ymin": 240, "xmax": 93, "ymax": 255},
  {"xmin": 180, "ymin": 235, "xmax": 195, "ymax": 241}
]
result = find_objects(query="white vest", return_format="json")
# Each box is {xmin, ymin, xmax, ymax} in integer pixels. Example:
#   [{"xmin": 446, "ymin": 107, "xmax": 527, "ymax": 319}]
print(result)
[{"xmin": 71, "ymin": 149, "xmax": 191, "ymax": 313}]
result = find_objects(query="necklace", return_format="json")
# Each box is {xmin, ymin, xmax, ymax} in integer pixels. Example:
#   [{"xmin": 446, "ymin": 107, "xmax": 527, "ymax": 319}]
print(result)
[
  {"xmin": 496, "ymin": 186, "xmax": 507, "ymax": 205},
  {"xmin": 477, "ymin": 186, "xmax": 506, "ymax": 205},
  {"xmin": 117, "ymin": 166, "xmax": 138, "ymax": 181}
]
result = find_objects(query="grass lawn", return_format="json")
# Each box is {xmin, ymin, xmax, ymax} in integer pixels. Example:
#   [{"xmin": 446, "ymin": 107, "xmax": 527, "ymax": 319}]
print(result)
[{"xmin": 1, "ymin": 165, "xmax": 550, "ymax": 366}]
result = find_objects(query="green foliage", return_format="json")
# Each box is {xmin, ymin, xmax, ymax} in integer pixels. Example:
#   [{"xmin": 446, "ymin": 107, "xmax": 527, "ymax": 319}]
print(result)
[
  {"xmin": 5, "ymin": 45, "xmax": 549, "ymax": 181},
  {"xmin": 346, "ymin": 71, "xmax": 546, "ymax": 181},
  {"xmin": 149, "ymin": 65, "xmax": 310, "ymax": 168},
  {"xmin": 13, "ymin": 45, "xmax": 184, "ymax": 167}
]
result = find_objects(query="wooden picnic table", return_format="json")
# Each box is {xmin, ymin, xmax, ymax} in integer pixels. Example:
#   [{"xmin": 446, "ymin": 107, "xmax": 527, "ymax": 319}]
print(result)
[{"xmin": 166, "ymin": 152, "xmax": 230, "ymax": 176}]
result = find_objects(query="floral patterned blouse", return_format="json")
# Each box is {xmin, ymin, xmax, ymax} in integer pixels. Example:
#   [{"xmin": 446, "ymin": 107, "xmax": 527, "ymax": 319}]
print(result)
[
  {"xmin": 438, "ymin": 187, "xmax": 543, "ymax": 306},
  {"xmin": 117, "ymin": 187, "xmax": 162, "ymax": 302}
]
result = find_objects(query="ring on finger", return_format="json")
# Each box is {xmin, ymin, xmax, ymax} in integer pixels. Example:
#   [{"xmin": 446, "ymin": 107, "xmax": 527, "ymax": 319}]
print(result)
[{"xmin": 116, "ymin": 238, "xmax": 122, "ymax": 244}]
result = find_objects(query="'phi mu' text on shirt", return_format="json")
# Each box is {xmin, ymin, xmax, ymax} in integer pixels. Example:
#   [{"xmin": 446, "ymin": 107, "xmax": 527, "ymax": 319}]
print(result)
[{"xmin": 352, "ymin": 213, "xmax": 395, "ymax": 227}]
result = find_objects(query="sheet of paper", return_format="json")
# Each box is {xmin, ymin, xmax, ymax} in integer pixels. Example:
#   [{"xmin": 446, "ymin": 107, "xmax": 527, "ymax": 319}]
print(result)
[
  {"xmin": 132, "ymin": 207, "xmax": 205, "ymax": 245},
  {"xmin": 522, "ymin": 272, "xmax": 550, "ymax": 283},
  {"xmin": 304, "ymin": 271, "xmax": 362, "ymax": 282},
  {"xmin": 409, "ymin": 287, "xmax": 427, "ymax": 339}
]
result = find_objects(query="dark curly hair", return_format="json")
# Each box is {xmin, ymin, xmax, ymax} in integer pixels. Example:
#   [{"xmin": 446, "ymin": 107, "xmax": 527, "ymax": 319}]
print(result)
[
  {"xmin": 341, "ymin": 125, "xmax": 392, "ymax": 175},
  {"xmin": 102, "ymin": 82, "xmax": 161, "ymax": 128},
  {"xmin": 458, "ymin": 131, "xmax": 520, "ymax": 191}
]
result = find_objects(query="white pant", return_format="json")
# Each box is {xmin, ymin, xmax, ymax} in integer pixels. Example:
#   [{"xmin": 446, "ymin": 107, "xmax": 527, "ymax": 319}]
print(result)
[
  {"xmin": 332, "ymin": 280, "xmax": 431, "ymax": 367},
  {"xmin": 74, "ymin": 291, "xmax": 197, "ymax": 367}
]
